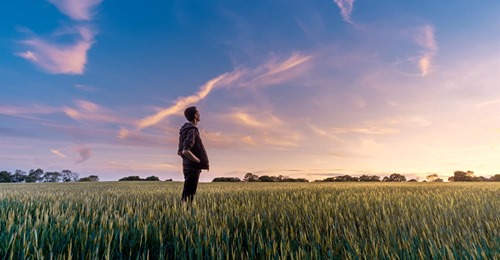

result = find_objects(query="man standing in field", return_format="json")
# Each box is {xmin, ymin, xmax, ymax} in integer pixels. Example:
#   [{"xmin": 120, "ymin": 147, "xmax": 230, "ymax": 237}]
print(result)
[{"xmin": 178, "ymin": 106, "xmax": 209, "ymax": 203}]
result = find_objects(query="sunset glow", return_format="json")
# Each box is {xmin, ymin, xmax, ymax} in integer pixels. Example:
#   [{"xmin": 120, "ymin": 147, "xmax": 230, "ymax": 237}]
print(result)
[{"xmin": 1, "ymin": 1, "xmax": 499, "ymax": 181}]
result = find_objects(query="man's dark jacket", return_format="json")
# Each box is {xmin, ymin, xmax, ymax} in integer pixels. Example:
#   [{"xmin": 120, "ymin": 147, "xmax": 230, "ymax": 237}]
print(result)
[{"xmin": 178, "ymin": 122, "xmax": 209, "ymax": 170}]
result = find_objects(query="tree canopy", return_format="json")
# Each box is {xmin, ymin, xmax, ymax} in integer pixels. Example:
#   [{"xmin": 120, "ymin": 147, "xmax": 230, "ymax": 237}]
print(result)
[{"xmin": 0, "ymin": 169, "xmax": 85, "ymax": 183}]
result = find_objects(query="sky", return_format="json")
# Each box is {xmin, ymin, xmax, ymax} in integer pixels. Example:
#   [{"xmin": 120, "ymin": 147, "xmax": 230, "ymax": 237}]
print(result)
[{"xmin": 1, "ymin": 0, "xmax": 499, "ymax": 182}]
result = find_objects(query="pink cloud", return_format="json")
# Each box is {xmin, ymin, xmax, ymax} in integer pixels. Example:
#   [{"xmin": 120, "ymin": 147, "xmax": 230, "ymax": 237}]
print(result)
[
  {"xmin": 16, "ymin": 26, "xmax": 95, "ymax": 75},
  {"xmin": 415, "ymin": 25, "xmax": 437, "ymax": 51},
  {"xmin": 63, "ymin": 100, "xmax": 127, "ymax": 124},
  {"xmin": 332, "ymin": 126, "xmax": 399, "ymax": 135},
  {"xmin": 50, "ymin": 149, "xmax": 66, "ymax": 158},
  {"xmin": 0, "ymin": 105, "xmax": 58, "ymax": 121},
  {"xmin": 230, "ymin": 112, "xmax": 284, "ymax": 128},
  {"xmin": 75, "ymin": 146, "xmax": 92, "ymax": 163},
  {"xmin": 333, "ymin": 0, "xmax": 355, "ymax": 24},
  {"xmin": 48, "ymin": 0, "xmax": 103, "ymax": 21},
  {"xmin": 413, "ymin": 24, "xmax": 438, "ymax": 76},
  {"xmin": 243, "ymin": 53, "xmax": 313, "ymax": 88}
]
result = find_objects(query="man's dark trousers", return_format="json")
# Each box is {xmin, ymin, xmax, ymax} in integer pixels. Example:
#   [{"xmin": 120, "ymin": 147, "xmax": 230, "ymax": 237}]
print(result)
[{"xmin": 181, "ymin": 168, "xmax": 201, "ymax": 202}]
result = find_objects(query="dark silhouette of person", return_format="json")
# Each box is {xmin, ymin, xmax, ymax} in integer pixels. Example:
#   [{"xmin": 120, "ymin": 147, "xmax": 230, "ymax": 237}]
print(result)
[{"xmin": 178, "ymin": 106, "xmax": 209, "ymax": 203}]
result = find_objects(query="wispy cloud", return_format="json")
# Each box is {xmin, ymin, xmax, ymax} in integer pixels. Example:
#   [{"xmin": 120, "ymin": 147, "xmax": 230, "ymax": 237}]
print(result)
[
  {"xmin": 133, "ymin": 53, "xmax": 312, "ymax": 132},
  {"xmin": 332, "ymin": 126, "xmax": 399, "ymax": 135},
  {"xmin": 16, "ymin": 26, "xmax": 95, "ymax": 74},
  {"xmin": 306, "ymin": 121, "xmax": 341, "ymax": 141},
  {"xmin": 230, "ymin": 111, "xmax": 284, "ymax": 129},
  {"xmin": 233, "ymin": 112, "xmax": 264, "ymax": 127},
  {"xmin": 199, "ymin": 106, "xmax": 305, "ymax": 150},
  {"xmin": 50, "ymin": 149, "xmax": 66, "ymax": 158},
  {"xmin": 413, "ymin": 24, "xmax": 438, "ymax": 76},
  {"xmin": 0, "ymin": 105, "xmax": 58, "ymax": 118},
  {"xmin": 16, "ymin": 0, "xmax": 103, "ymax": 74},
  {"xmin": 262, "ymin": 53, "xmax": 312, "ymax": 78},
  {"xmin": 74, "ymin": 84, "xmax": 98, "ymax": 92},
  {"xmin": 63, "ymin": 100, "xmax": 126, "ymax": 124},
  {"xmin": 136, "ymin": 71, "xmax": 243, "ymax": 130},
  {"xmin": 1, "ymin": 100, "xmax": 126, "ymax": 126},
  {"xmin": 333, "ymin": 0, "xmax": 355, "ymax": 24},
  {"xmin": 199, "ymin": 130, "xmax": 240, "ymax": 149},
  {"xmin": 243, "ymin": 53, "xmax": 313, "ymax": 88},
  {"xmin": 262, "ymin": 134, "xmax": 302, "ymax": 149},
  {"xmin": 48, "ymin": 0, "xmax": 103, "ymax": 21},
  {"xmin": 75, "ymin": 146, "xmax": 91, "ymax": 163}
]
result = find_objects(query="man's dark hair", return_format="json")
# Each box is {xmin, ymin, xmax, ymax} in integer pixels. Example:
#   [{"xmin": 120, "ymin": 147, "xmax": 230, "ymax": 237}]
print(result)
[{"xmin": 184, "ymin": 106, "xmax": 197, "ymax": 121}]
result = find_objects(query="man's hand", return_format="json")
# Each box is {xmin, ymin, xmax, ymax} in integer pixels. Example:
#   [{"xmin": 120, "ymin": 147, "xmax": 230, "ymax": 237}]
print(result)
[{"xmin": 182, "ymin": 150, "xmax": 200, "ymax": 163}]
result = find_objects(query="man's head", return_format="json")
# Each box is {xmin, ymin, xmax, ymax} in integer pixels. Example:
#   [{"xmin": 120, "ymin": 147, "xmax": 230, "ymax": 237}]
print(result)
[{"xmin": 184, "ymin": 106, "xmax": 200, "ymax": 122}]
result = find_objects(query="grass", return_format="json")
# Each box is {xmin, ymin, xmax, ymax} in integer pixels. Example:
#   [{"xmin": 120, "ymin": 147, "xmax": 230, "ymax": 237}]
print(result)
[{"xmin": 0, "ymin": 182, "xmax": 498, "ymax": 259}]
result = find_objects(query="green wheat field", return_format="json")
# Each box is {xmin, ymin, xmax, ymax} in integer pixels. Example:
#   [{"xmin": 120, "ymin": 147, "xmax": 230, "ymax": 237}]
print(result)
[{"xmin": 0, "ymin": 182, "xmax": 498, "ymax": 259}]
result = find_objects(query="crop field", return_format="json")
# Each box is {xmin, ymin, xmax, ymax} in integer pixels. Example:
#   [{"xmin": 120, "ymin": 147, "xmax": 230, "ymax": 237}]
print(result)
[{"xmin": 0, "ymin": 182, "xmax": 498, "ymax": 259}]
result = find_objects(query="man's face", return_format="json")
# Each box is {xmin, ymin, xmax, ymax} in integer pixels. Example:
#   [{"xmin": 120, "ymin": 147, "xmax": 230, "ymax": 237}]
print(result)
[{"xmin": 195, "ymin": 110, "xmax": 200, "ymax": 121}]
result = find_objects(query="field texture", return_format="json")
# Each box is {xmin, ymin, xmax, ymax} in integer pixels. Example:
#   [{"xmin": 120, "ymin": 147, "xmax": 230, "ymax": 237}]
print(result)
[{"xmin": 0, "ymin": 182, "xmax": 498, "ymax": 259}]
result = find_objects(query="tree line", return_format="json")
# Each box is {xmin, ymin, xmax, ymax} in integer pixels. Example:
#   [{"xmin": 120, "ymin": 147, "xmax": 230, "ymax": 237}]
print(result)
[
  {"xmin": 118, "ymin": 176, "xmax": 171, "ymax": 181},
  {"xmin": 0, "ymin": 169, "xmax": 99, "ymax": 183},
  {"xmin": 213, "ymin": 171, "xmax": 500, "ymax": 182},
  {"xmin": 0, "ymin": 169, "xmax": 177, "ymax": 183},
  {"xmin": 317, "ymin": 171, "xmax": 499, "ymax": 182},
  {"xmin": 213, "ymin": 173, "xmax": 309, "ymax": 182},
  {"xmin": 2, "ymin": 168, "xmax": 498, "ymax": 183}
]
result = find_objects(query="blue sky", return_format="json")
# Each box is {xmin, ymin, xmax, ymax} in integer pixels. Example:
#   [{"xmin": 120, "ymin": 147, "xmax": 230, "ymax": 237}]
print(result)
[{"xmin": 1, "ymin": 0, "xmax": 499, "ymax": 181}]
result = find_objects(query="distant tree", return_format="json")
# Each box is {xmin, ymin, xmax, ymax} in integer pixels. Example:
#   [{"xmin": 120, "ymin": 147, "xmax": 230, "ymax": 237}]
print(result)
[
  {"xmin": 331, "ymin": 175, "xmax": 356, "ymax": 182},
  {"xmin": 277, "ymin": 175, "xmax": 288, "ymax": 182},
  {"xmin": 0, "ymin": 171, "xmax": 12, "ymax": 183},
  {"xmin": 284, "ymin": 178, "xmax": 309, "ymax": 182},
  {"xmin": 26, "ymin": 168, "xmax": 44, "ymax": 183},
  {"xmin": 165, "ymin": 179, "xmax": 173, "ymax": 182},
  {"xmin": 145, "ymin": 176, "xmax": 160, "ymax": 181},
  {"xmin": 88, "ymin": 175, "xmax": 99, "ymax": 182},
  {"xmin": 212, "ymin": 177, "xmax": 242, "ymax": 182},
  {"xmin": 426, "ymin": 173, "xmax": 439, "ymax": 182},
  {"xmin": 359, "ymin": 175, "xmax": 381, "ymax": 182},
  {"xmin": 258, "ymin": 175, "xmax": 278, "ymax": 182},
  {"xmin": 470, "ymin": 176, "xmax": 488, "ymax": 182},
  {"xmin": 490, "ymin": 174, "xmax": 500, "ymax": 181},
  {"xmin": 435, "ymin": 178, "xmax": 444, "ymax": 182},
  {"xmin": 345, "ymin": 175, "xmax": 359, "ymax": 181},
  {"xmin": 322, "ymin": 177, "xmax": 336, "ymax": 182},
  {"xmin": 79, "ymin": 177, "xmax": 89, "ymax": 182},
  {"xmin": 383, "ymin": 173, "xmax": 407, "ymax": 182},
  {"xmin": 466, "ymin": 171, "xmax": 475, "ymax": 179},
  {"xmin": 12, "ymin": 170, "xmax": 26, "ymax": 183},
  {"xmin": 43, "ymin": 171, "xmax": 61, "ymax": 182},
  {"xmin": 119, "ymin": 176, "xmax": 141, "ymax": 181},
  {"xmin": 243, "ymin": 173, "xmax": 259, "ymax": 182},
  {"xmin": 359, "ymin": 175, "xmax": 370, "ymax": 182},
  {"xmin": 452, "ymin": 171, "xmax": 467, "ymax": 181},
  {"xmin": 228, "ymin": 177, "xmax": 242, "ymax": 182},
  {"xmin": 451, "ymin": 170, "xmax": 477, "ymax": 181},
  {"xmin": 408, "ymin": 179, "xmax": 418, "ymax": 182},
  {"xmin": 62, "ymin": 170, "xmax": 79, "ymax": 182},
  {"xmin": 80, "ymin": 175, "xmax": 99, "ymax": 182}
]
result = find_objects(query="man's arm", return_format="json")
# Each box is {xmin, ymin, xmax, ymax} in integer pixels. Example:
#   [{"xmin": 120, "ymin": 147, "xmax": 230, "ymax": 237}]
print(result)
[{"xmin": 182, "ymin": 150, "xmax": 200, "ymax": 163}]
